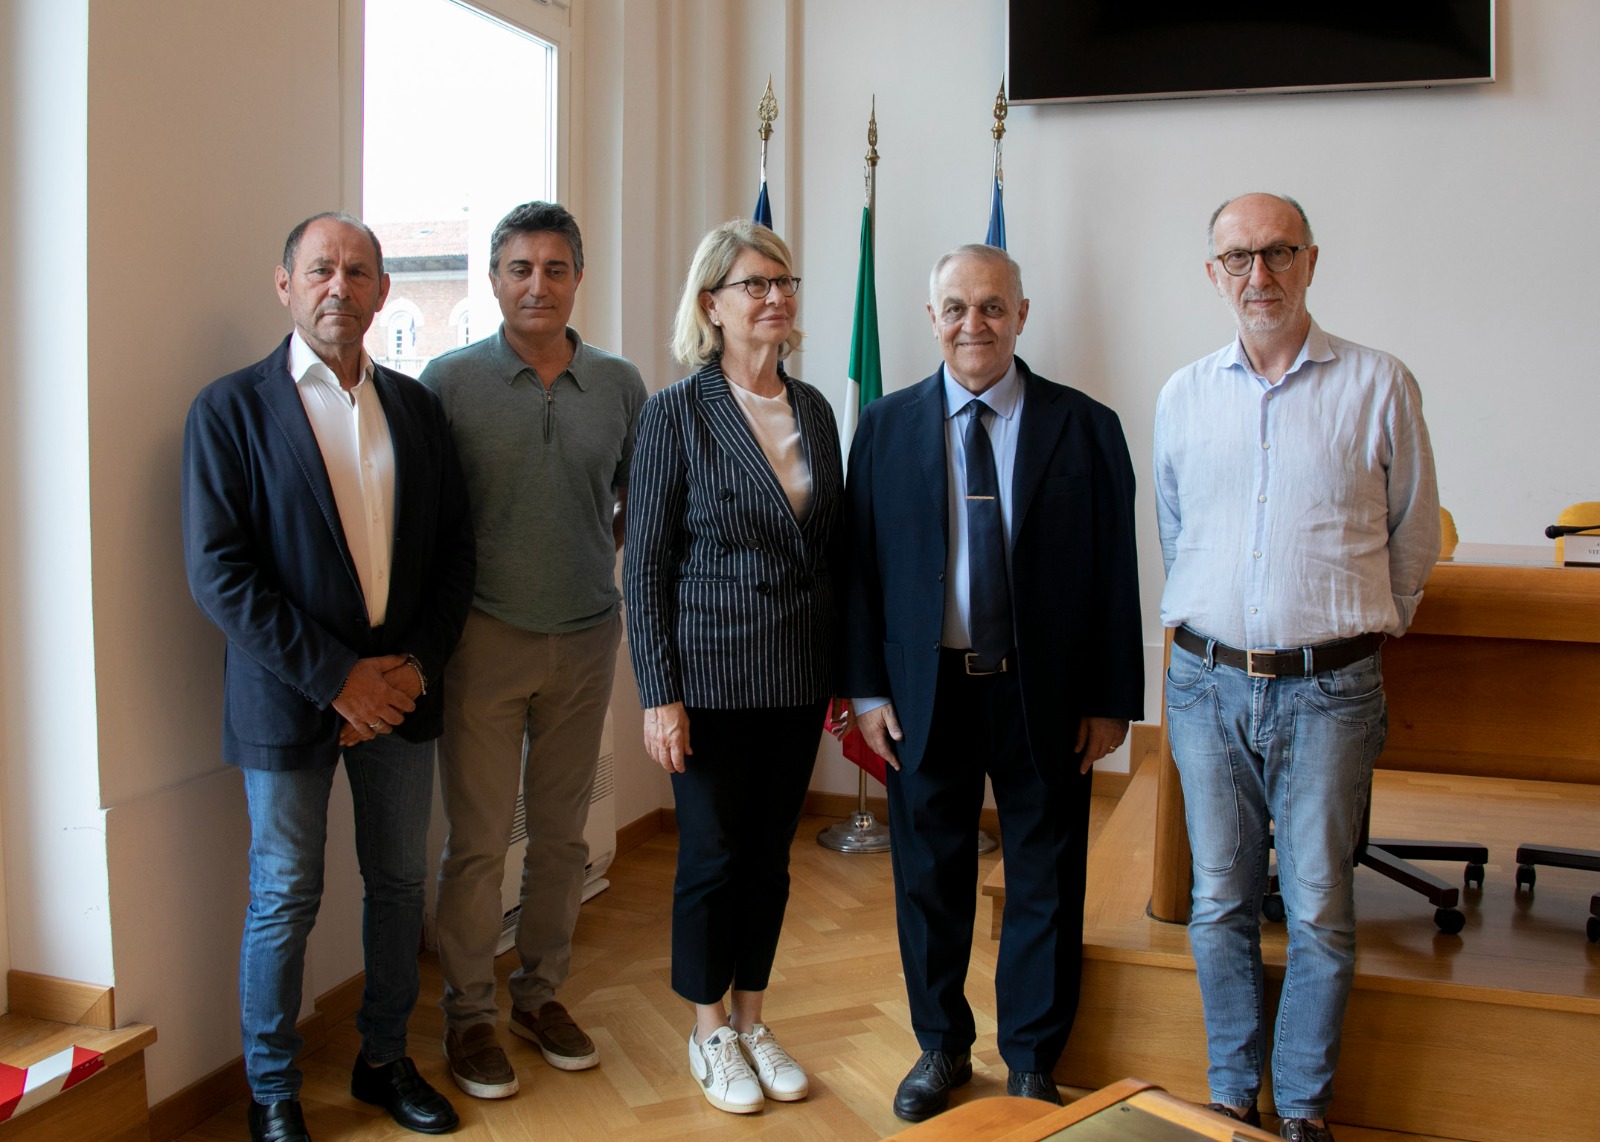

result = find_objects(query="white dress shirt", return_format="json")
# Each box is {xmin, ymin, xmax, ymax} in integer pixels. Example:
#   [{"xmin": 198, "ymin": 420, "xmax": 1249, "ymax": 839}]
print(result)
[
  {"xmin": 1153, "ymin": 319, "xmax": 1440, "ymax": 648},
  {"xmin": 290, "ymin": 331, "xmax": 396, "ymax": 627}
]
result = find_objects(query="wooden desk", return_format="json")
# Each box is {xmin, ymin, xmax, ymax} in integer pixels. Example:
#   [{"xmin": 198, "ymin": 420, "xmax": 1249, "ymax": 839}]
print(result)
[
  {"xmin": 1150, "ymin": 544, "xmax": 1600, "ymax": 922},
  {"xmin": 884, "ymin": 1079, "xmax": 1282, "ymax": 1141}
]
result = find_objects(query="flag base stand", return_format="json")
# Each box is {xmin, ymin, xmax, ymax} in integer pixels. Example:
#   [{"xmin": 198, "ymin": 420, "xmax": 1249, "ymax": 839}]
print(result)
[{"xmin": 818, "ymin": 770, "xmax": 890, "ymax": 853}]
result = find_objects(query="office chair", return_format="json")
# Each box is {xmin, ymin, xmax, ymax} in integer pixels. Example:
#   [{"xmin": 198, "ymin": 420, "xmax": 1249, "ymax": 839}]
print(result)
[
  {"xmin": 1513, "ymin": 847, "xmax": 1600, "ymax": 942},
  {"xmin": 1508, "ymin": 504, "xmax": 1600, "ymax": 942},
  {"xmin": 1265, "ymin": 786, "xmax": 1487, "ymax": 935}
]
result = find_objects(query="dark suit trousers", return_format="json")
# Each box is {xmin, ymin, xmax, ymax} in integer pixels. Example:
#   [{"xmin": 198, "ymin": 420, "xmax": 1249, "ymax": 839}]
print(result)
[
  {"xmin": 669, "ymin": 701, "xmax": 828, "ymax": 1004},
  {"xmin": 886, "ymin": 651, "xmax": 1093, "ymax": 1073}
]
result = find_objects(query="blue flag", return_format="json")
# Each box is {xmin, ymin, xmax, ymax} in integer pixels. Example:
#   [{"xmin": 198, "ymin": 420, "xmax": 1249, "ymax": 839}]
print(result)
[
  {"xmin": 985, "ymin": 175, "xmax": 1006, "ymax": 250},
  {"xmin": 754, "ymin": 179, "xmax": 772, "ymax": 229}
]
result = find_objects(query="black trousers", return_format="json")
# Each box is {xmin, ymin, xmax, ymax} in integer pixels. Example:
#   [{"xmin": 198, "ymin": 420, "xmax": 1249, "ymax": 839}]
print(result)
[
  {"xmin": 669, "ymin": 700, "xmax": 828, "ymax": 1004},
  {"xmin": 886, "ymin": 651, "xmax": 1092, "ymax": 1073}
]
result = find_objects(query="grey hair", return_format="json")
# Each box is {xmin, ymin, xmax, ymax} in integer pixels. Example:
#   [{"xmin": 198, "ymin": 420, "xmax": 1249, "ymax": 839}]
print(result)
[
  {"xmin": 489, "ymin": 200, "xmax": 585, "ymax": 276},
  {"xmin": 927, "ymin": 243, "xmax": 1025, "ymax": 306},
  {"xmin": 671, "ymin": 219, "xmax": 804, "ymax": 367},
  {"xmin": 282, "ymin": 212, "xmax": 384, "ymax": 275},
  {"xmin": 1207, "ymin": 194, "xmax": 1314, "ymax": 257}
]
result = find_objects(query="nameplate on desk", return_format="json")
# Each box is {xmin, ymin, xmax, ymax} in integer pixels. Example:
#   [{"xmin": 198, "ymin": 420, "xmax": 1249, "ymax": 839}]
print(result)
[{"xmin": 1563, "ymin": 533, "xmax": 1600, "ymax": 566}]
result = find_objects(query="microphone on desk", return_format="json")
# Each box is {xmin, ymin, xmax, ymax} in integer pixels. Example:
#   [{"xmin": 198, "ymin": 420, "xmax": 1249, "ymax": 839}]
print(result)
[{"xmin": 1545, "ymin": 523, "xmax": 1600, "ymax": 539}]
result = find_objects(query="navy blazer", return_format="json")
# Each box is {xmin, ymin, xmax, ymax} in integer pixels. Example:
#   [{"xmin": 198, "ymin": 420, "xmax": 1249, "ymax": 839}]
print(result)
[
  {"xmin": 624, "ymin": 361, "xmax": 844, "ymax": 710},
  {"xmin": 840, "ymin": 359, "xmax": 1143, "ymax": 775},
  {"xmin": 182, "ymin": 336, "xmax": 476, "ymax": 770}
]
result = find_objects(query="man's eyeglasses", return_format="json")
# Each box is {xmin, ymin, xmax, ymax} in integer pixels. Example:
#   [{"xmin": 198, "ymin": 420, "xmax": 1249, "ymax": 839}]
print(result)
[
  {"xmin": 1214, "ymin": 245, "xmax": 1310, "ymax": 277},
  {"xmin": 713, "ymin": 274, "xmax": 801, "ymax": 299}
]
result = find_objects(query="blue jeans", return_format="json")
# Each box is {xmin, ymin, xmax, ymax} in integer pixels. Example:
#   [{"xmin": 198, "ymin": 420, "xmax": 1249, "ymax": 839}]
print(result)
[
  {"xmin": 239, "ymin": 733, "xmax": 434, "ymax": 1103},
  {"xmin": 1164, "ymin": 638, "xmax": 1385, "ymax": 1118}
]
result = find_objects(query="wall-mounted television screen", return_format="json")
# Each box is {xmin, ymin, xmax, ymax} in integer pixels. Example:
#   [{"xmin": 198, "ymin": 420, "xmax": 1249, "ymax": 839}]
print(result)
[{"xmin": 1008, "ymin": 3, "xmax": 1496, "ymax": 104}]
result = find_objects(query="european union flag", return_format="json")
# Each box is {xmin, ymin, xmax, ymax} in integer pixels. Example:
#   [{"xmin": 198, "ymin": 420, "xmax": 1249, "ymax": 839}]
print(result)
[
  {"xmin": 985, "ymin": 174, "xmax": 1006, "ymax": 250},
  {"xmin": 754, "ymin": 179, "xmax": 772, "ymax": 229}
]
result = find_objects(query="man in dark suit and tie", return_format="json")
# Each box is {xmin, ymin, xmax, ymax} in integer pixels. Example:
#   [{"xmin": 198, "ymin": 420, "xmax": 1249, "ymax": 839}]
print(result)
[
  {"xmin": 842, "ymin": 243, "xmax": 1143, "ymax": 1123},
  {"xmin": 183, "ymin": 212, "xmax": 475, "ymax": 1142}
]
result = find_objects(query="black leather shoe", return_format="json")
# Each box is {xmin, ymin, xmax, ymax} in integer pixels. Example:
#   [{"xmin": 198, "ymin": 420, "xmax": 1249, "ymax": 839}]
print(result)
[
  {"xmin": 1206, "ymin": 1101, "xmax": 1263, "ymax": 1128},
  {"xmin": 1006, "ymin": 1070, "xmax": 1063, "ymax": 1104},
  {"xmin": 247, "ymin": 1099, "xmax": 311, "ymax": 1142},
  {"xmin": 351, "ymin": 1056, "xmax": 460, "ymax": 1134},
  {"xmin": 1280, "ymin": 1119, "xmax": 1336, "ymax": 1142},
  {"xmin": 892, "ymin": 1050, "xmax": 972, "ymax": 1122}
]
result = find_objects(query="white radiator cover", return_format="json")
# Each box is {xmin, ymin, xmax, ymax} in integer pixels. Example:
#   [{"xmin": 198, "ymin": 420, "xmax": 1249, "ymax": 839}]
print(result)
[{"xmin": 424, "ymin": 710, "xmax": 618, "ymax": 954}]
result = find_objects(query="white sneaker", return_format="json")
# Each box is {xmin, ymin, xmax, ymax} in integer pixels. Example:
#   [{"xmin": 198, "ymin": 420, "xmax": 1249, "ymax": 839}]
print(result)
[
  {"xmin": 687, "ymin": 1025, "xmax": 764, "ymax": 1114},
  {"xmin": 737, "ymin": 1023, "xmax": 809, "ymax": 1101}
]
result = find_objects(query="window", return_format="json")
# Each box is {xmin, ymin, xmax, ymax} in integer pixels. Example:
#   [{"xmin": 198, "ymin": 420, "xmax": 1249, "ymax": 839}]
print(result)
[{"xmin": 363, "ymin": 0, "xmax": 563, "ymax": 372}]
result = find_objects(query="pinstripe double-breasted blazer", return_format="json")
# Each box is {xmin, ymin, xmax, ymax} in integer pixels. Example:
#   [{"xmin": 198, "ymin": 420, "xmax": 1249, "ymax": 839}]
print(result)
[{"xmin": 623, "ymin": 360, "xmax": 844, "ymax": 710}]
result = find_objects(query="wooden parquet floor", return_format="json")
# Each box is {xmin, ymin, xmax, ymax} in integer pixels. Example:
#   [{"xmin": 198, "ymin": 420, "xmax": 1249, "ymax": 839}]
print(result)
[{"xmin": 172, "ymin": 800, "xmax": 1457, "ymax": 1141}]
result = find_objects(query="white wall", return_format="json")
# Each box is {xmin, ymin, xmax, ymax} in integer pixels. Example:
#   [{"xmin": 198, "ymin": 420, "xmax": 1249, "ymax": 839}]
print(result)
[
  {"xmin": 0, "ymin": 0, "xmax": 113, "ymax": 991},
  {"xmin": 0, "ymin": 0, "xmax": 17, "ymax": 1011}
]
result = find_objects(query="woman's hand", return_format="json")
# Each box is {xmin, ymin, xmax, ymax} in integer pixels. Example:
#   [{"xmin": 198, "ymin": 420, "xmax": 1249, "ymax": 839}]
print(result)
[{"xmin": 643, "ymin": 701, "xmax": 693, "ymax": 773}]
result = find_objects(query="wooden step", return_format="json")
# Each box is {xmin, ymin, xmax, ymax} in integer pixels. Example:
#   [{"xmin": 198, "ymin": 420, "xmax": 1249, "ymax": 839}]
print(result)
[
  {"xmin": 1, "ymin": 973, "xmax": 156, "ymax": 1142},
  {"xmin": 1056, "ymin": 761, "xmax": 1600, "ymax": 1142}
]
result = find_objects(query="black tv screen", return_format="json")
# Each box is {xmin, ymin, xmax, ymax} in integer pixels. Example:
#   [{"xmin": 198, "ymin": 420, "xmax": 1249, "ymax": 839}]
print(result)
[{"xmin": 1008, "ymin": 3, "xmax": 1496, "ymax": 104}]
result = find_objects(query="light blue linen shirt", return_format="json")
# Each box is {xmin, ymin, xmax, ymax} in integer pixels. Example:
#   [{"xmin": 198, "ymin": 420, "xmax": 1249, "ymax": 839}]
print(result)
[
  {"xmin": 1153, "ymin": 319, "xmax": 1440, "ymax": 649},
  {"xmin": 855, "ymin": 360, "xmax": 1023, "ymax": 714}
]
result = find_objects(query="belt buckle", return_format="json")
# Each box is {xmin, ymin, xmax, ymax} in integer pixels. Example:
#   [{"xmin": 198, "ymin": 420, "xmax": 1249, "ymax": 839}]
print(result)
[
  {"xmin": 1246, "ymin": 649, "xmax": 1274, "ymax": 678},
  {"xmin": 964, "ymin": 652, "xmax": 1006, "ymax": 676}
]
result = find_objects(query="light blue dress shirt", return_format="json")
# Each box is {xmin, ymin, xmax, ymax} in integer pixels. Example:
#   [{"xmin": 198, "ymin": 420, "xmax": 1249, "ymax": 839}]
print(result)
[
  {"xmin": 1153, "ymin": 319, "xmax": 1440, "ymax": 649},
  {"xmin": 855, "ymin": 361, "xmax": 1024, "ymax": 714},
  {"xmin": 940, "ymin": 362, "xmax": 1024, "ymax": 649}
]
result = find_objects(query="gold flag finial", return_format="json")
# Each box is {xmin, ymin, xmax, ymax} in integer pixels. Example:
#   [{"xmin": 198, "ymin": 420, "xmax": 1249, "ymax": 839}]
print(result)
[
  {"xmin": 991, "ymin": 76, "xmax": 1008, "ymax": 143},
  {"xmin": 758, "ymin": 76, "xmax": 779, "ymax": 142},
  {"xmin": 866, "ymin": 95, "xmax": 879, "ymax": 168}
]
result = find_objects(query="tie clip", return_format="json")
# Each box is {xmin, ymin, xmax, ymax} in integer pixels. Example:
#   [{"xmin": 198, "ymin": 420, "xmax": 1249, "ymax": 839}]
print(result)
[{"xmin": 966, "ymin": 494, "xmax": 996, "ymax": 501}]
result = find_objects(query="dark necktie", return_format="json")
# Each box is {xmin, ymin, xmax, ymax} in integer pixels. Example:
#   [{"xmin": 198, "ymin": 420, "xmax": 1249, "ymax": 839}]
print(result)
[{"xmin": 964, "ymin": 401, "xmax": 1012, "ymax": 669}]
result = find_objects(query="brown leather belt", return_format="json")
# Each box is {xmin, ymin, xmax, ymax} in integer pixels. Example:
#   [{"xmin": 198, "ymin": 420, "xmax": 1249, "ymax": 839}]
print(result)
[{"xmin": 1174, "ymin": 626, "xmax": 1384, "ymax": 679}]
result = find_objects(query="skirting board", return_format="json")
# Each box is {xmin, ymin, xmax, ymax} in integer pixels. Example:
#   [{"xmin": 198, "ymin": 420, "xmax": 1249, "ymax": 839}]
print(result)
[
  {"xmin": 147, "ymin": 972, "xmax": 363, "ymax": 1142},
  {"xmin": 5, "ymin": 971, "xmax": 116, "ymax": 1031}
]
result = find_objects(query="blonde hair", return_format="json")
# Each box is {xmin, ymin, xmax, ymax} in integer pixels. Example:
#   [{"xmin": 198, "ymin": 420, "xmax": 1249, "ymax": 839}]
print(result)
[{"xmin": 671, "ymin": 219, "xmax": 804, "ymax": 367}]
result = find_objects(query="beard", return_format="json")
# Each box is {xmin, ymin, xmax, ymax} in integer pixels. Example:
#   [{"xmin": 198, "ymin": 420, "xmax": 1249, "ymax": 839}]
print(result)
[{"xmin": 1226, "ymin": 286, "xmax": 1301, "ymax": 336}]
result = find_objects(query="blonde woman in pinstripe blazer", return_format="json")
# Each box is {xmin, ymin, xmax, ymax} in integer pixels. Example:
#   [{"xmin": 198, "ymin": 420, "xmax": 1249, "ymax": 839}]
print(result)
[{"xmin": 623, "ymin": 220, "xmax": 844, "ymax": 1115}]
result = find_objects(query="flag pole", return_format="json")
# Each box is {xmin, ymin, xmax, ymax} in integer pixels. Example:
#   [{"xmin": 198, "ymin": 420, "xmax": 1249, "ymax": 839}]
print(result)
[
  {"xmin": 985, "ymin": 76, "xmax": 1008, "ymax": 250},
  {"xmin": 754, "ymin": 76, "xmax": 778, "ymax": 227},
  {"xmin": 819, "ymin": 99, "xmax": 890, "ymax": 856}
]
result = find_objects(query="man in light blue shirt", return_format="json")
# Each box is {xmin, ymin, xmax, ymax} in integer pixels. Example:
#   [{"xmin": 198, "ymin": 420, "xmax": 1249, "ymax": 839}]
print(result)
[{"xmin": 1153, "ymin": 194, "xmax": 1439, "ymax": 1142}]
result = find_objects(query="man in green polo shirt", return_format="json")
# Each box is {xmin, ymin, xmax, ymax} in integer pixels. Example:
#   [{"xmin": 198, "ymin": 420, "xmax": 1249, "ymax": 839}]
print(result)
[{"xmin": 420, "ymin": 201, "xmax": 647, "ymax": 1101}]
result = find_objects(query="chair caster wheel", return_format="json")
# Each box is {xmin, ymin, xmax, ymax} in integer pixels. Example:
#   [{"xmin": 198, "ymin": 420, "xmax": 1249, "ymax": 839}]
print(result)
[
  {"xmin": 1262, "ymin": 894, "xmax": 1285, "ymax": 923},
  {"xmin": 1515, "ymin": 865, "xmax": 1536, "ymax": 892},
  {"xmin": 1434, "ymin": 908, "xmax": 1466, "ymax": 935},
  {"xmin": 1464, "ymin": 862, "xmax": 1485, "ymax": 889},
  {"xmin": 1587, "ymin": 917, "xmax": 1599, "ymax": 943}
]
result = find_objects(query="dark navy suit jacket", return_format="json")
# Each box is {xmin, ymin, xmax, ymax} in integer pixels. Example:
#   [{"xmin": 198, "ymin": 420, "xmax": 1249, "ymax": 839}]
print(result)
[
  {"xmin": 624, "ymin": 360, "xmax": 844, "ymax": 710},
  {"xmin": 182, "ymin": 336, "xmax": 475, "ymax": 770},
  {"xmin": 840, "ymin": 358, "xmax": 1143, "ymax": 774}
]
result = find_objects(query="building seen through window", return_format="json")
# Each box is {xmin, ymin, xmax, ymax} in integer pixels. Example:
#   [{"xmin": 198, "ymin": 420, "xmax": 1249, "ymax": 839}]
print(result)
[{"xmin": 364, "ymin": 0, "xmax": 557, "ymax": 376}]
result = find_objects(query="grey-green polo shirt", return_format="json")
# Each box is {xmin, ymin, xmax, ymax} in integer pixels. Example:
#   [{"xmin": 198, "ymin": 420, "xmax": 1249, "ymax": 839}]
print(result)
[{"xmin": 419, "ymin": 327, "xmax": 647, "ymax": 634}]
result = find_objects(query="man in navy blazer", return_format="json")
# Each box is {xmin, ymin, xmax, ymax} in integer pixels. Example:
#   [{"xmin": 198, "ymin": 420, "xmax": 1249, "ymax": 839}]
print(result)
[
  {"xmin": 842, "ymin": 244, "xmax": 1143, "ymax": 1122},
  {"xmin": 183, "ymin": 212, "xmax": 474, "ymax": 1142}
]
